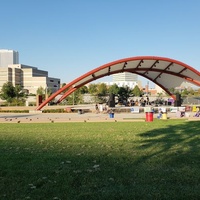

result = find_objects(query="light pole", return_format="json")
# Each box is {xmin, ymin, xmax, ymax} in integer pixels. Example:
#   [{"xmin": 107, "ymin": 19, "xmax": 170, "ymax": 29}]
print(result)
[
  {"xmin": 72, "ymin": 85, "xmax": 75, "ymax": 105},
  {"xmin": 45, "ymin": 85, "xmax": 48, "ymax": 101},
  {"xmin": 73, "ymin": 92, "xmax": 74, "ymax": 105}
]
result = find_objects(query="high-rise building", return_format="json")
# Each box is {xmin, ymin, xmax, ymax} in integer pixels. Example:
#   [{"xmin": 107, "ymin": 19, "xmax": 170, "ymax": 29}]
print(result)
[
  {"xmin": 0, "ymin": 49, "xmax": 19, "ymax": 67},
  {"xmin": 0, "ymin": 49, "xmax": 60, "ymax": 94},
  {"xmin": 112, "ymin": 72, "xmax": 138, "ymax": 88},
  {"xmin": 113, "ymin": 72, "xmax": 138, "ymax": 82}
]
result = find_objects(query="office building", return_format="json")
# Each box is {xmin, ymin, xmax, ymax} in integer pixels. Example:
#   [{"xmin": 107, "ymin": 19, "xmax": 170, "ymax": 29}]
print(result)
[
  {"xmin": 0, "ymin": 49, "xmax": 60, "ymax": 94},
  {"xmin": 112, "ymin": 72, "xmax": 138, "ymax": 88},
  {"xmin": 0, "ymin": 49, "xmax": 19, "ymax": 67},
  {"xmin": 113, "ymin": 72, "xmax": 138, "ymax": 82}
]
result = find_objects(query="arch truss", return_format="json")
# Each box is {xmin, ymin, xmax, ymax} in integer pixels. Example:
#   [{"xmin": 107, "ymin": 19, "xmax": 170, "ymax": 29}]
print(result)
[{"xmin": 36, "ymin": 56, "xmax": 200, "ymax": 110}]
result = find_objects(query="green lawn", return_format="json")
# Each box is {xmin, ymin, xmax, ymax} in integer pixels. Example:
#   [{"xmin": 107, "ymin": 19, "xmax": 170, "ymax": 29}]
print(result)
[{"xmin": 0, "ymin": 120, "xmax": 200, "ymax": 200}]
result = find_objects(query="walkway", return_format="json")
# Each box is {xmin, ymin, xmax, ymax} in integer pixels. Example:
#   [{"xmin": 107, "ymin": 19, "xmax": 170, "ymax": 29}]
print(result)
[{"xmin": 0, "ymin": 111, "xmax": 198, "ymax": 123}]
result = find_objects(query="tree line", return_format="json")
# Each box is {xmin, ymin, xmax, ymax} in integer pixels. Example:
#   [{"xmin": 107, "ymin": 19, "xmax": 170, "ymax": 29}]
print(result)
[
  {"xmin": 0, "ymin": 82, "xmax": 200, "ymax": 106},
  {"xmin": 58, "ymin": 83, "xmax": 143, "ymax": 105}
]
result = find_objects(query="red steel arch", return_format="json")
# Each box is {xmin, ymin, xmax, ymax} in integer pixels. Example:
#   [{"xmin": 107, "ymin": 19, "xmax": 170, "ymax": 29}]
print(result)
[{"xmin": 36, "ymin": 56, "xmax": 200, "ymax": 110}]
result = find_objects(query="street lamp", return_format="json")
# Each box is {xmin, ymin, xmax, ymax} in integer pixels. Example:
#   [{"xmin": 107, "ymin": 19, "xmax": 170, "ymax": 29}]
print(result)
[
  {"xmin": 45, "ymin": 85, "xmax": 48, "ymax": 101},
  {"xmin": 72, "ymin": 85, "xmax": 75, "ymax": 105}
]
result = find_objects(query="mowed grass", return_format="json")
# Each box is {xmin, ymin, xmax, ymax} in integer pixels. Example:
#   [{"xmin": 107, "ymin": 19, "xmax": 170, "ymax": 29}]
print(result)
[{"xmin": 0, "ymin": 120, "xmax": 200, "ymax": 200}]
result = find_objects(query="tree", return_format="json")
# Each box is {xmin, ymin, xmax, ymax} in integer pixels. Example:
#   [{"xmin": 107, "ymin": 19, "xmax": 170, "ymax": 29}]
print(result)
[
  {"xmin": 108, "ymin": 84, "xmax": 119, "ymax": 95},
  {"xmin": 61, "ymin": 83, "xmax": 69, "ymax": 93},
  {"xmin": 15, "ymin": 85, "xmax": 25, "ymax": 100},
  {"xmin": 0, "ymin": 82, "xmax": 16, "ymax": 104},
  {"xmin": 97, "ymin": 83, "xmax": 108, "ymax": 96},
  {"xmin": 132, "ymin": 85, "xmax": 143, "ymax": 97},
  {"xmin": 0, "ymin": 82, "xmax": 26, "ymax": 105},
  {"xmin": 36, "ymin": 86, "xmax": 45, "ymax": 100},
  {"xmin": 65, "ymin": 88, "xmax": 84, "ymax": 105},
  {"xmin": 88, "ymin": 83, "xmax": 98, "ymax": 95},
  {"xmin": 117, "ymin": 86, "xmax": 133, "ymax": 104},
  {"xmin": 181, "ymin": 88, "xmax": 189, "ymax": 97},
  {"xmin": 79, "ymin": 85, "xmax": 88, "ymax": 94},
  {"xmin": 88, "ymin": 83, "xmax": 109, "ymax": 103},
  {"xmin": 95, "ymin": 83, "xmax": 108, "ymax": 103},
  {"xmin": 188, "ymin": 88, "xmax": 195, "ymax": 96},
  {"xmin": 157, "ymin": 92, "xmax": 163, "ymax": 98},
  {"xmin": 197, "ymin": 88, "xmax": 200, "ymax": 96},
  {"xmin": 36, "ymin": 86, "xmax": 45, "ymax": 96}
]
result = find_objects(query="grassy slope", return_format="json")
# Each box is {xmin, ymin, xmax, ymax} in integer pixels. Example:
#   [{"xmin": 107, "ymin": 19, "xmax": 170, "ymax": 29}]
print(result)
[{"xmin": 0, "ymin": 120, "xmax": 200, "ymax": 200}]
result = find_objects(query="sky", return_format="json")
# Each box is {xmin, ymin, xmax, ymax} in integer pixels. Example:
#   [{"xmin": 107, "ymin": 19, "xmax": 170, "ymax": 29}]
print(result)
[{"xmin": 1, "ymin": 0, "xmax": 200, "ymax": 87}]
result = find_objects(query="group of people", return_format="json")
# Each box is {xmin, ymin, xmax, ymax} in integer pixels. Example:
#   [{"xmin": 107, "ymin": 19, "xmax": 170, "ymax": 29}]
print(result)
[
  {"xmin": 95, "ymin": 103, "xmax": 108, "ymax": 114},
  {"xmin": 128, "ymin": 96, "xmax": 150, "ymax": 107}
]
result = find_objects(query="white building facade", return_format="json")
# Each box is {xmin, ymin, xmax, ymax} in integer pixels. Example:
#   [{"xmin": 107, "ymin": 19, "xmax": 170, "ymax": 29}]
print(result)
[{"xmin": 112, "ymin": 72, "xmax": 138, "ymax": 89}]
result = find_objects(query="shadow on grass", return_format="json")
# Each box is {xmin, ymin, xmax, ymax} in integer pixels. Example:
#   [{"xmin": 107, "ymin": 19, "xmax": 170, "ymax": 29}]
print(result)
[
  {"xmin": 0, "ymin": 121, "xmax": 200, "ymax": 200},
  {"xmin": 137, "ymin": 120, "xmax": 200, "ymax": 161}
]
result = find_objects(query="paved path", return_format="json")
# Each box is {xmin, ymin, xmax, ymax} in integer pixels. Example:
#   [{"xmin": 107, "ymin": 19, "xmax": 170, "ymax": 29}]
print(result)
[{"xmin": 0, "ymin": 111, "xmax": 198, "ymax": 123}]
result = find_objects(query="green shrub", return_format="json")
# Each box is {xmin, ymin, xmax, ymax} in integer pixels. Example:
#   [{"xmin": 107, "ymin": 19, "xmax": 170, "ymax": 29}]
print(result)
[{"xmin": 42, "ymin": 109, "xmax": 65, "ymax": 113}]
